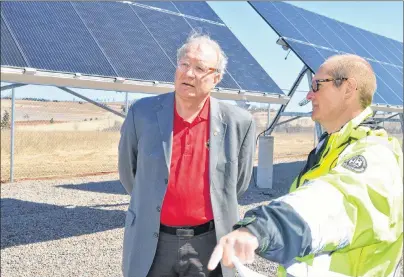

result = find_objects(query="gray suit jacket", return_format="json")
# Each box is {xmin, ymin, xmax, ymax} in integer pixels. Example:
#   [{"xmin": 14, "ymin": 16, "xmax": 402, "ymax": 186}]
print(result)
[{"xmin": 119, "ymin": 92, "xmax": 255, "ymax": 277}]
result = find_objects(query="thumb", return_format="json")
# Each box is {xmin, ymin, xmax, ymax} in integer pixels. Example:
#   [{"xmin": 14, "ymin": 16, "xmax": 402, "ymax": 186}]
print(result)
[{"xmin": 208, "ymin": 244, "xmax": 223, "ymax": 271}]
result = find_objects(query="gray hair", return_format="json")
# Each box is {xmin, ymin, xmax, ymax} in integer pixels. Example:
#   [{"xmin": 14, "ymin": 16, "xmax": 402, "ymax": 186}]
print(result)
[
  {"xmin": 323, "ymin": 54, "xmax": 377, "ymax": 109},
  {"xmin": 176, "ymin": 31, "xmax": 228, "ymax": 80}
]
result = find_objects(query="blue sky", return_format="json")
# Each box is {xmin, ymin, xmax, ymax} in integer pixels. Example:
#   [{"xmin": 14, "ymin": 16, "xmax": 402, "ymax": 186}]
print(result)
[{"xmin": 2, "ymin": 1, "xmax": 403, "ymax": 112}]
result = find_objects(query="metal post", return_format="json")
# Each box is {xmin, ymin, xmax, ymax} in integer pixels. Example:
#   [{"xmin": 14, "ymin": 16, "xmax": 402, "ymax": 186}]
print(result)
[
  {"xmin": 306, "ymin": 68, "xmax": 317, "ymax": 146},
  {"xmin": 399, "ymin": 114, "xmax": 404, "ymax": 147},
  {"xmin": 10, "ymin": 88, "xmax": 16, "ymax": 182},
  {"xmin": 314, "ymin": 124, "xmax": 317, "ymax": 148},
  {"xmin": 315, "ymin": 122, "xmax": 323, "ymax": 142},
  {"xmin": 125, "ymin": 92, "xmax": 129, "ymax": 115},
  {"xmin": 265, "ymin": 103, "xmax": 271, "ymax": 136},
  {"xmin": 266, "ymin": 65, "xmax": 308, "ymax": 135},
  {"xmin": 257, "ymin": 136, "xmax": 274, "ymax": 188},
  {"xmin": 306, "ymin": 70, "xmax": 323, "ymax": 142}
]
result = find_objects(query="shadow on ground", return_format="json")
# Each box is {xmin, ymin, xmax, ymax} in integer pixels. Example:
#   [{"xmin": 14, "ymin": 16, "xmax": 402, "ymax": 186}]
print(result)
[
  {"xmin": 57, "ymin": 180, "xmax": 126, "ymax": 195},
  {"xmin": 1, "ymin": 198, "xmax": 126, "ymax": 249},
  {"xmin": 1, "ymin": 160, "xmax": 306, "ymax": 248},
  {"xmin": 239, "ymin": 161, "xmax": 306, "ymax": 206},
  {"xmin": 55, "ymin": 161, "xmax": 306, "ymax": 206}
]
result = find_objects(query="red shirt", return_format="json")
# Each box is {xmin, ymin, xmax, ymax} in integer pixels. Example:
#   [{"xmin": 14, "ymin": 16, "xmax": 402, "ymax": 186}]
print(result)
[{"xmin": 160, "ymin": 99, "xmax": 213, "ymax": 226}]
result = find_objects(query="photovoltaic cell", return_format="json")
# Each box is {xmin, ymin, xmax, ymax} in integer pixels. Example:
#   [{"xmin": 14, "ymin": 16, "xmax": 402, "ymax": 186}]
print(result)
[
  {"xmin": 172, "ymin": 2, "xmax": 223, "ymax": 23},
  {"xmin": 138, "ymin": 1, "xmax": 178, "ymax": 12},
  {"xmin": 72, "ymin": 2, "xmax": 175, "ymax": 82},
  {"xmin": 1, "ymin": 2, "xmax": 117, "ymax": 77},
  {"xmin": 250, "ymin": 1, "xmax": 403, "ymax": 106},
  {"xmin": 357, "ymin": 28, "xmax": 401, "ymax": 65},
  {"xmin": 284, "ymin": 40, "xmax": 336, "ymax": 72},
  {"xmin": 385, "ymin": 64, "xmax": 403, "ymax": 88},
  {"xmin": 1, "ymin": 17, "xmax": 28, "ymax": 68}
]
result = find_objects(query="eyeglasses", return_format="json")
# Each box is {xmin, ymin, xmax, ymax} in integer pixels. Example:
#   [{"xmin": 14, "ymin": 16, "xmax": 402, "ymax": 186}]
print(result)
[
  {"xmin": 311, "ymin": 78, "xmax": 348, "ymax": 92},
  {"xmin": 177, "ymin": 61, "xmax": 219, "ymax": 77}
]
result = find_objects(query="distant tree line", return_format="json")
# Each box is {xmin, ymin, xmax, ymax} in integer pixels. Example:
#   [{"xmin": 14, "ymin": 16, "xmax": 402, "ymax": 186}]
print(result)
[
  {"xmin": 1, "ymin": 111, "xmax": 10, "ymax": 129},
  {"xmin": 0, "ymin": 96, "xmax": 52, "ymax": 102}
]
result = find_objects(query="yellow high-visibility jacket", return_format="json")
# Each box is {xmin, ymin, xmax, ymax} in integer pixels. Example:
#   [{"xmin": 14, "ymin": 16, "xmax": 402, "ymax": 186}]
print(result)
[{"xmin": 236, "ymin": 107, "xmax": 403, "ymax": 277}]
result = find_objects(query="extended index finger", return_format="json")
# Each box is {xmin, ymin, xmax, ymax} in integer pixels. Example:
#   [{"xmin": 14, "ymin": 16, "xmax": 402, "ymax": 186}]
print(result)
[{"xmin": 207, "ymin": 244, "xmax": 224, "ymax": 271}]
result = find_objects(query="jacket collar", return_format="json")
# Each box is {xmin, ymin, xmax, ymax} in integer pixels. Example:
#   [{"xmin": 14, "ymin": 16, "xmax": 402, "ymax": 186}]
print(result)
[
  {"xmin": 154, "ymin": 93, "xmax": 227, "ymax": 175},
  {"xmin": 331, "ymin": 106, "xmax": 373, "ymax": 148}
]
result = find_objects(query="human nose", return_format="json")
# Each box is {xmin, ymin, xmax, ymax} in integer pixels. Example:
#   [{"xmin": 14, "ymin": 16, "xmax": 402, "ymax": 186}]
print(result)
[
  {"xmin": 306, "ymin": 90, "xmax": 315, "ymax": 100},
  {"xmin": 184, "ymin": 66, "xmax": 196, "ymax": 78}
]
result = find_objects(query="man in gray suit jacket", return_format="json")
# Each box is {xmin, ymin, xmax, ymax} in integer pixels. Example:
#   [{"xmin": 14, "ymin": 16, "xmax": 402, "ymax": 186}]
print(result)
[{"xmin": 119, "ymin": 32, "xmax": 256, "ymax": 277}]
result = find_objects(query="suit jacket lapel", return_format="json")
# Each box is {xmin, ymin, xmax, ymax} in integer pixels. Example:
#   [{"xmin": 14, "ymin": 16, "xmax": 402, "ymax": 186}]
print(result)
[
  {"xmin": 209, "ymin": 97, "xmax": 227, "ymax": 177},
  {"xmin": 156, "ymin": 93, "xmax": 174, "ymax": 171}
]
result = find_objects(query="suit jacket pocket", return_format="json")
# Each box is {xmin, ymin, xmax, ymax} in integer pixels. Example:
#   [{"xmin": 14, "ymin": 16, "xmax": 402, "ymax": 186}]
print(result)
[{"xmin": 125, "ymin": 208, "xmax": 136, "ymax": 227}]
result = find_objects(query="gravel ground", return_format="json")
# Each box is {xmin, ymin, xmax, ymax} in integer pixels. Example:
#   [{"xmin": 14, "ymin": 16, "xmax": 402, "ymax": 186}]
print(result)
[{"xmin": 1, "ymin": 158, "xmax": 402, "ymax": 277}]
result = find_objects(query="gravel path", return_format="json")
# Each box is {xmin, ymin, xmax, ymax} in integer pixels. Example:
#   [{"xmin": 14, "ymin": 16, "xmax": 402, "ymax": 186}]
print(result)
[{"xmin": 1, "ymin": 158, "xmax": 402, "ymax": 277}]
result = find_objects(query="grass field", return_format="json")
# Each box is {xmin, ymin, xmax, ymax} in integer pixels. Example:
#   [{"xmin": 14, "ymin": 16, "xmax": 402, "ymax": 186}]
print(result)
[
  {"xmin": 1, "ymin": 99, "xmax": 402, "ymax": 182},
  {"xmin": 0, "ymin": 130, "xmax": 316, "ymax": 182},
  {"xmin": 1, "ymin": 131, "xmax": 120, "ymax": 182}
]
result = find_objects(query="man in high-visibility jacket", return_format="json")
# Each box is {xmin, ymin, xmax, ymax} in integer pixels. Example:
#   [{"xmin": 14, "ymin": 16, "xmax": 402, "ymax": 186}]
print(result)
[{"xmin": 208, "ymin": 54, "xmax": 403, "ymax": 277}]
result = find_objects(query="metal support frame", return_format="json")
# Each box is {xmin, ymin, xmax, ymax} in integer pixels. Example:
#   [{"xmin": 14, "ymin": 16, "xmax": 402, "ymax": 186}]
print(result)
[
  {"xmin": 1, "ymin": 67, "xmax": 290, "ymax": 105},
  {"xmin": 265, "ymin": 103, "xmax": 271, "ymax": 135},
  {"xmin": 281, "ymin": 112, "xmax": 311, "ymax": 117},
  {"xmin": 374, "ymin": 113, "xmax": 402, "ymax": 123},
  {"xmin": 125, "ymin": 92, "xmax": 129, "ymax": 115},
  {"xmin": 305, "ymin": 70, "xmax": 324, "ymax": 141},
  {"xmin": 256, "ymin": 65, "xmax": 309, "ymax": 189},
  {"xmin": 315, "ymin": 122, "xmax": 323, "ymax": 140},
  {"xmin": 1, "ymin": 83, "xmax": 26, "ymax": 91},
  {"xmin": 274, "ymin": 116, "xmax": 302, "ymax": 127},
  {"xmin": 10, "ymin": 88, "xmax": 16, "ymax": 182},
  {"xmin": 266, "ymin": 65, "xmax": 309, "ymax": 135},
  {"xmin": 58, "ymin": 87, "xmax": 125, "ymax": 118}
]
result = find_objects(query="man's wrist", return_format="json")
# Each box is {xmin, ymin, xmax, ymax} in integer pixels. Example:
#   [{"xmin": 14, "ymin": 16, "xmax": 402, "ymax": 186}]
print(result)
[{"xmin": 233, "ymin": 215, "xmax": 257, "ymax": 230}]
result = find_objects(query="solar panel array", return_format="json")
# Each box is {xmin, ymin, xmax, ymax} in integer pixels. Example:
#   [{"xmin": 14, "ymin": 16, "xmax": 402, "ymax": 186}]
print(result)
[
  {"xmin": 0, "ymin": 1, "xmax": 284, "ymax": 95},
  {"xmin": 249, "ymin": 1, "xmax": 403, "ymax": 106}
]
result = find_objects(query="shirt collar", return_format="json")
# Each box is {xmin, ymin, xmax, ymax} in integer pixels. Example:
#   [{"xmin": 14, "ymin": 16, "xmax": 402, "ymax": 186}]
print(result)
[
  {"xmin": 198, "ymin": 97, "xmax": 210, "ymax": 121},
  {"xmin": 174, "ymin": 97, "xmax": 210, "ymax": 123}
]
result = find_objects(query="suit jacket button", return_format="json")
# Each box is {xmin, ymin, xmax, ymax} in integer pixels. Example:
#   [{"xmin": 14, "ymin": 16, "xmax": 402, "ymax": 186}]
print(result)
[
  {"xmin": 164, "ymin": 178, "xmax": 168, "ymax": 184},
  {"xmin": 154, "ymin": 232, "xmax": 159, "ymax": 238},
  {"xmin": 156, "ymin": 206, "xmax": 161, "ymax": 212}
]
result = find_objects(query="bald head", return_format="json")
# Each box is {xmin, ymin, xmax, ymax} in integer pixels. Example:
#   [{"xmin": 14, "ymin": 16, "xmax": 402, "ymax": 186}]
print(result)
[{"xmin": 321, "ymin": 54, "xmax": 377, "ymax": 109}]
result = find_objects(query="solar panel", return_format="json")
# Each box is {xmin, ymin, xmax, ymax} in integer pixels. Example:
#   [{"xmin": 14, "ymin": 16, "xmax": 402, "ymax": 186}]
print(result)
[
  {"xmin": 249, "ymin": 1, "xmax": 403, "ymax": 106},
  {"xmin": 72, "ymin": 2, "xmax": 175, "ymax": 82},
  {"xmin": 115, "ymin": 3, "xmax": 240, "ymax": 89},
  {"xmin": 1, "ymin": 18, "xmax": 27, "ymax": 68},
  {"xmin": 186, "ymin": 18, "xmax": 283, "ymax": 93},
  {"xmin": 1, "ymin": 2, "xmax": 117, "ymax": 77},
  {"xmin": 1, "ymin": 1, "xmax": 284, "ymax": 95},
  {"xmin": 172, "ymin": 2, "xmax": 224, "ymax": 23}
]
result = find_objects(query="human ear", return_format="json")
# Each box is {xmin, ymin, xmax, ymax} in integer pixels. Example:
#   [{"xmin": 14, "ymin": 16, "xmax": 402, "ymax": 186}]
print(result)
[
  {"xmin": 213, "ymin": 73, "xmax": 221, "ymax": 86},
  {"xmin": 345, "ymin": 78, "xmax": 358, "ymax": 99}
]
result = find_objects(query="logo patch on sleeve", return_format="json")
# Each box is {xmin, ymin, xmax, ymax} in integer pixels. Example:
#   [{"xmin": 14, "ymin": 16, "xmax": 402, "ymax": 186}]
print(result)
[{"xmin": 342, "ymin": 155, "xmax": 367, "ymax": 173}]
